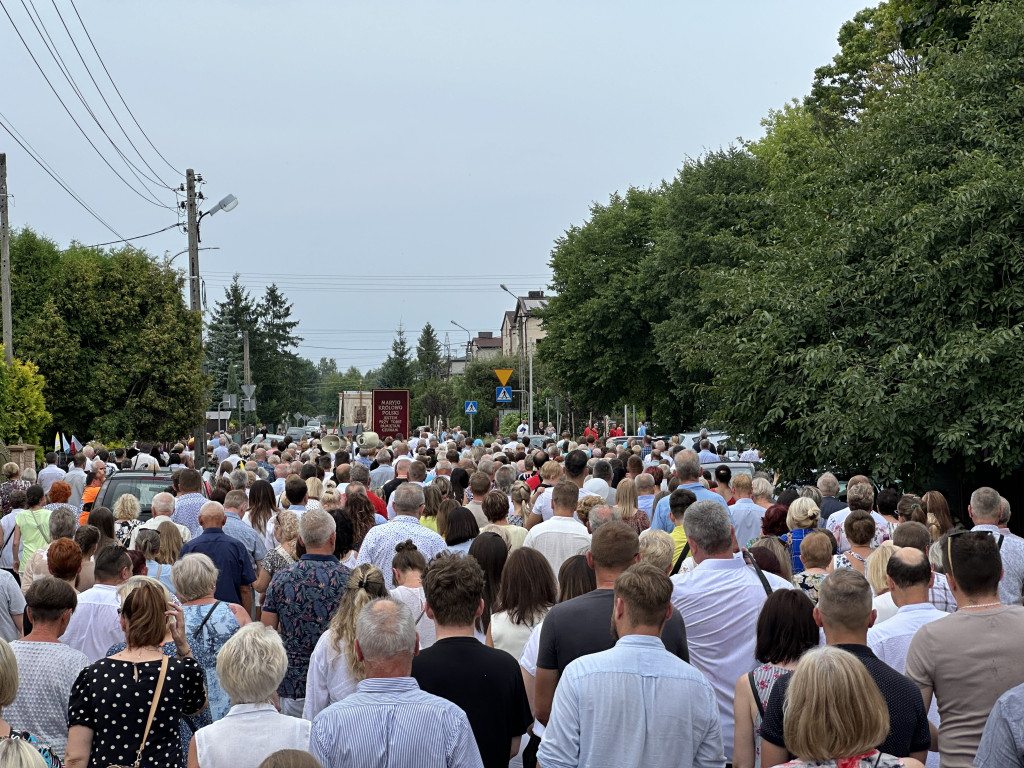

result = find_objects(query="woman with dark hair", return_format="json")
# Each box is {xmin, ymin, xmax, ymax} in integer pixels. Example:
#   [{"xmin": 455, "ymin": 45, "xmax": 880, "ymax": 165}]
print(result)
[
  {"xmin": 732, "ymin": 589, "xmax": 818, "ymax": 768},
  {"xmin": 326, "ymin": 509, "xmax": 355, "ymax": 566},
  {"xmin": 74, "ymin": 524, "xmax": 100, "ymax": 591},
  {"xmin": 244, "ymin": 481, "xmax": 279, "ymax": 538},
  {"xmin": 714, "ymin": 465, "xmax": 734, "ymax": 506},
  {"xmin": 519, "ymin": 553, "xmax": 596, "ymax": 768},
  {"xmin": 834, "ymin": 510, "xmax": 876, "ymax": 574},
  {"xmin": 85, "ymin": 507, "xmax": 116, "ymax": 553},
  {"xmin": 760, "ymin": 504, "xmax": 790, "ymax": 539},
  {"xmin": 444, "ymin": 507, "xmax": 479, "ymax": 555},
  {"xmin": 468, "ymin": 531, "xmax": 507, "ymax": 638},
  {"xmin": 435, "ymin": 498, "xmax": 459, "ymax": 541},
  {"xmin": 490, "ymin": 548, "xmax": 556, "ymax": 660},
  {"xmin": 419, "ymin": 485, "xmax": 443, "ymax": 534},
  {"xmin": 66, "ymin": 580, "xmax": 206, "ymax": 768},
  {"xmin": 449, "ymin": 468, "xmax": 469, "ymax": 506}
]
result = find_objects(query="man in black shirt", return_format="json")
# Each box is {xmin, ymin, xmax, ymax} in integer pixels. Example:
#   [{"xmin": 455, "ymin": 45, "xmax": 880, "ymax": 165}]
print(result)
[
  {"xmin": 411, "ymin": 552, "xmax": 532, "ymax": 768},
  {"xmin": 760, "ymin": 569, "xmax": 930, "ymax": 766},
  {"xmin": 535, "ymin": 522, "xmax": 689, "ymax": 725},
  {"xmin": 381, "ymin": 458, "xmax": 411, "ymax": 504}
]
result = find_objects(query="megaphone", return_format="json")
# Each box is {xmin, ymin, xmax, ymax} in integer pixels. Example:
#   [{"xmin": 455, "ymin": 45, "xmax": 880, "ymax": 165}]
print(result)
[
  {"xmin": 321, "ymin": 434, "xmax": 343, "ymax": 453},
  {"xmin": 356, "ymin": 431, "xmax": 380, "ymax": 451}
]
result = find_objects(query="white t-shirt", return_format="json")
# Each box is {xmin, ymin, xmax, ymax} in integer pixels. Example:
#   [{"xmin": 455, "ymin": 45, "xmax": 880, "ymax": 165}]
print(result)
[
  {"xmin": 533, "ymin": 486, "xmax": 598, "ymax": 523},
  {"xmin": 522, "ymin": 516, "xmax": 591, "ymax": 584},
  {"xmin": 390, "ymin": 585, "xmax": 436, "ymax": 649}
]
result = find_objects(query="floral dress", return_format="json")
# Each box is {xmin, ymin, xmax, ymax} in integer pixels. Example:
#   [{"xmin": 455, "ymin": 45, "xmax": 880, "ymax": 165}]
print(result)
[
  {"xmin": 750, "ymin": 663, "xmax": 789, "ymax": 768},
  {"xmin": 2, "ymin": 727, "xmax": 61, "ymax": 767},
  {"xmin": 777, "ymin": 751, "xmax": 908, "ymax": 767},
  {"xmin": 114, "ymin": 519, "xmax": 143, "ymax": 547},
  {"xmin": 182, "ymin": 601, "xmax": 241, "ymax": 721},
  {"xmin": 793, "ymin": 572, "xmax": 827, "ymax": 604},
  {"xmin": 624, "ymin": 510, "xmax": 651, "ymax": 535},
  {"xmin": 0, "ymin": 480, "xmax": 30, "ymax": 517}
]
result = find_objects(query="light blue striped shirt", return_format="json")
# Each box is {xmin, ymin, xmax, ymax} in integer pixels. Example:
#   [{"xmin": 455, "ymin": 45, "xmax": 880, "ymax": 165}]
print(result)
[
  {"xmin": 310, "ymin": 676, "xmax": 483, "ymax": 768},
  {"xmin": 538, "ymin": 634, "xmax": 725, "ymax": 768}
]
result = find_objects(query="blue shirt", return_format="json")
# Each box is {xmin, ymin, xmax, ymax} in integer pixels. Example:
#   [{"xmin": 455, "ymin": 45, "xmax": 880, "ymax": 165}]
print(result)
[
  {"xmin": 172, "ymin": 492, "xmax": 207, "ymax": 538},
  {"xmin": 310, "ymin": 676, "xmax": 483, "ymax": 768},
  {"xmin": 538, "ymin": 635, "xmax": 724, "ymax": 768},
  {"xmin": 223, "ymin": 510, "xmax": 267, "ymax": 570},
  {"xmin": 637, "ymin": 424, "xmax": 647, "ymax": 437},
  {"xmin": 355, "ymin": 516, "xmax": 449, "ymax": 589},
  {"xmin": 263, "ymin": 554, "xmax": 350, "ymax": 698},
  {"xmin": 976, "ymin": 681, "xmax": 1024, "ymax": 768},
  {"xmin": 652, "ymin": 482, "xmax": 728, "ymax": 533},
  {"xmin": 180, "ymin": 528, "xmax": 256, "ymax": 604}
]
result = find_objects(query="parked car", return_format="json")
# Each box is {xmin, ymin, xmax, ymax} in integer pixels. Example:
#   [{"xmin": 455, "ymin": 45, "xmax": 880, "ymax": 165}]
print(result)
[
  {"xmin": 700, "ymin": 460, "xmax": 761, "ymax": 480},
  {"xmin": 91, "ymin": 469, "xmax": 207, "ymax": 522},
  {"xmin": 247, "ymin": 433, "xmax": 286, "ymax": 449}
]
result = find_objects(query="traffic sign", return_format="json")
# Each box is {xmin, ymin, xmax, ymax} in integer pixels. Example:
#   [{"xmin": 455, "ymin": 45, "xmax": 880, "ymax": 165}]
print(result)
[
  {"xmin": 496, "ymin": 386, "xmax": 513, "ymax": 403},
  {"xmin": 465, "ymin": 401, "xmax": 478, "ymax": 414},
  {"xmin": 494, "ymin": 368, "xmax": 513, "ymax": 386},
  {"xmin": 242, "ymin": 384, "xmax": 256, "ymax": 397}
]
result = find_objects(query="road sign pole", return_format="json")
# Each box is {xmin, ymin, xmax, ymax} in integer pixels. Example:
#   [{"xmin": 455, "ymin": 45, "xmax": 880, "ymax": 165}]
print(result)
[{"xmin": 470, "ymin": 413, "xmax": 473, "ymax": 438}]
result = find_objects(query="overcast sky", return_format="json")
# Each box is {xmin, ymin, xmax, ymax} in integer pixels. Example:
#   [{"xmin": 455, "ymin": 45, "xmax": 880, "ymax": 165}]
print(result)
[{"xmin": 1, "ymin": 0, "xmax": 868, "ymax": 371}]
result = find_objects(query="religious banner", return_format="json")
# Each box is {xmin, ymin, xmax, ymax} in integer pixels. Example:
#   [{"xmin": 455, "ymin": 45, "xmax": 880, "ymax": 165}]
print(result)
[{"xmin": 372, "ymin": 389, "xmax": 410, "ymax": 439}]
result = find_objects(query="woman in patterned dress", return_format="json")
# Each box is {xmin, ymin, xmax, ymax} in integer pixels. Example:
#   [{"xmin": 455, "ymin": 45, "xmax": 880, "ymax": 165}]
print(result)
[{"xmin": 733, "ymin": 590, "xmax": 819, "ymax": 768}]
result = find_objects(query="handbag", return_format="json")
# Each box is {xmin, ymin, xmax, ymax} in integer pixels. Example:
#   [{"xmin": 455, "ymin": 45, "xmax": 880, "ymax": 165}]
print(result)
[{"xmin": 107, "ymin": 655, "xmax": 168, "ymax": 768}]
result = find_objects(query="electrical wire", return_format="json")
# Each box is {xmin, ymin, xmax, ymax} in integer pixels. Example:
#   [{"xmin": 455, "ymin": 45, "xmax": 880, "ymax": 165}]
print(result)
[
  {"xmin": 45, "ymin": 0, "xmax": 176, "ymax": 189},
  {"xmin": 18, "ymin": 0, "xmax": 174, "ymax": 200},
  {"xmin": 84, "ymin": 222, "xmax": 183, "ymax": 248},
  {"xmin": 0, "ymin": 109, "xmax": 125, "ymax": 239},
  {"xmin": 0, "ymin": 0, "xmax": 176, "ymax": 209},
  {"xmin": 65, "ymin": 0, "xmax": 180, "ymax": 176}
]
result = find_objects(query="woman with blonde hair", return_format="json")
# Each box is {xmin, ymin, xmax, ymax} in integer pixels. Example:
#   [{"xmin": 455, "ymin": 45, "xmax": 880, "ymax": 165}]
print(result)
[
  {"xmin": 866, "ymin": 542, "xmax": 900, "ymax": 623},
  {"xmin": 254, "ymin": 510, "xmax": 299, "ymax": 606},
  {"xmin": 773, "ymin": 646, "xmax": 924, "ymax": 767},
  {"xmin": 302, "ymin": 564, "xmax": 388, "ymax": 721},
  {"xmin": 188, "ymin": 624, "xmax": 310, "ymax": 768},
  {"xmin": 613, "ymin": 478, "xmax": 650, "ymax": 535},
  {"xmin": 304, "ymin": 478, "xmax": 323, "ymax": 510},
  {"xmin": 157, "ymin": 523, "xmax": 184, "ymax": 567},
  {"xmin": 112, "ymin": 494, "xmax": 143, "ymax": 547},
  {"xmin": 0, "ymin": 737, "xmax": 48, "ymax": 768},
  {"xmin": 783, "ymin": 497, "xmax": 821, "ymax": 574},
  {"xmin": 136, "ymin": 529, "xmax": 176, "ymax": 594},
  {"xmin": 509, "ymin": 480, "xmax": 531, "ymax": 527}
]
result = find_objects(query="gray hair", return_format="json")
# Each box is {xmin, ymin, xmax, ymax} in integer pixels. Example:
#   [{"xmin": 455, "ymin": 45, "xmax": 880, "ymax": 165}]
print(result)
[
  {"xmin": 49, "ymin": 507, "xmax": 77, "ymax": 540},
  {"xmin": 172, "ymin": 553, "xmax": 219, "ymax": 601},
  {"xmin": 355, "ymin": 598, "xmax": 417, "ymax": 661},
  {"xmin": 494, "ymin": 465, "xmax": 516, "ymax": 494},
  {"xmin": 478, "ymin": 459, "xmax": 496, "ymax": 477},
  {"xmin": 349, "ymin": 464, "xmax": 370, "ymax": 486},
  {"xmin": 639, "ymin": 528, "xmax": 675, "ymax": 573},
  {"xmin": 589, "ymin": 505, "xmax": 622, "ymax": 533},
  {"xmin": 392, "ymin": 482, "xmax": 425, "ymax": 515},
  {"xmin": 674, "ymin": 450, "xmax": 701, "ymax": 482},
  {"xmin": 375, "ymin": 449, "xmax": 392, "ymax": 464},
  {"xmin": 217, "ymin": 623, "xmax": 288, "ymax": 704},
  {"xmin": 299, "ymin": 508, "xmax": 337, "ymax": 548},
  {"xmin": 970, "ymin": 486, "xmax": 1001, "ymax": 523},
  {"xmin": 151, "ymin": 492, "xmax": 175, "ymax": 517},
  {"xmin": 1000, "ymin": 496, "xmax": 1011, "ymax": 526},
  {"xmin": 799, "ymin": 486, "xmax": 823, "ymax": 507},
  {"xmin": 928, "ymin": 541, "xmax": 945, "ymax": 572},
  {"xmin": 751, "ymin": 477, "xmax": 775, "ymax": 501},
  {"xmin": 847, "ymin": 482, "xmax": 874, "ymax": 512},
  {"xmin": 817, "ymin": 472, "xmax": 840, "ymax": 497},
  {"xmin": 229, "ymin": 468, "xmax": 248, "ymax": 490},
  {"xmin": 683, "ymin": 500, "xmax": 733, "ymax": 555}
]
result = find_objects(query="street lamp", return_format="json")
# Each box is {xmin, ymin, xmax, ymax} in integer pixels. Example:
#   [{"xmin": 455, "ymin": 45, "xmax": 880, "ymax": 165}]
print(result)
[
  {"xmin": 451, "ymin": 320, "xmax": 472, "ymax": 364},
  {"xmin": 165, "ymin": 246, "xmax": 219, "ymax": 267}
]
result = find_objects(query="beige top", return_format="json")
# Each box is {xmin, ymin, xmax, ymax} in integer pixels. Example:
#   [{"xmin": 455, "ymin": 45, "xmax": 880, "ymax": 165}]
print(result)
[{"xmin": 905, "ymin": 605, "xmax": 1024, "ymax": 768}]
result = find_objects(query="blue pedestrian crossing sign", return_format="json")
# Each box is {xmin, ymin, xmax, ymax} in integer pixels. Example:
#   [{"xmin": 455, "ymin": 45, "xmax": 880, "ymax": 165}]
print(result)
[
  {"xmin": 496, "ymin": 386, "xmax": 513, "ymax": 403},
  {"xmin": 464, "ymin": 401, "xmax": 478, "ymax": 414}
]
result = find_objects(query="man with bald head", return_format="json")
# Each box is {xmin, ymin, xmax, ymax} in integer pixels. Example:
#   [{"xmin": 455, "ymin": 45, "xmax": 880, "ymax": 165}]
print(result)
[
  {"xmin": 179, "ymin": 501, "xmax": 255, "ymax": 611},
  {"xmin": 128, "ymin": 491, "xmax": 191, "ymax": 547}
]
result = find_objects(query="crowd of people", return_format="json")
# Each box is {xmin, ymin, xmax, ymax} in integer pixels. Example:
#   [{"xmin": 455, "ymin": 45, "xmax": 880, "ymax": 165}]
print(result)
[{"xmin": 0, "ymin": 428, "xmax": 1019, "ymax": 767}]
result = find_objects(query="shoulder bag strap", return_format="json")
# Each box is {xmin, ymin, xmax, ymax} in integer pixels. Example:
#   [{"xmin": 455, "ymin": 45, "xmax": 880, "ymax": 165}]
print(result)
[
  {"xmin": 670, "ymin": 542, "xmax": 690, "ymax": 576},
  {"xmin": 748, "ymin": 671, "xmax": 765, "ymax": 719},
  {"xmin": 193, "ymin": 600, "xmax": 221, "ymax": 638},
  {"xmin": 132, "ymin": 655, "xmax": 169, "ymax": 768},
  {"xmin": 998, "ymin": 534, "xmax": 1005, "ymax": 550},
  {"xmin": 28, "ymin": 509, "xmax": 49, "ymax": 544},
  {"xmin": 743, "ymin": 550, "xmax": 774, "ymax": 597}
]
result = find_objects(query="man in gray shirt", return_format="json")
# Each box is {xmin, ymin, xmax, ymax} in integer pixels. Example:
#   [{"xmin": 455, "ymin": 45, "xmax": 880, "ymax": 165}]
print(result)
[{"xmin": 63, "ymin": 454, "xmax": 87, "ymax": 508}]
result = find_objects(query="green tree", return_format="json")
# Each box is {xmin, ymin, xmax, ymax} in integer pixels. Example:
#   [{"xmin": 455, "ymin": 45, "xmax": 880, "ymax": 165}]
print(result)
[
  {"xmin": 537, "ymin": 188, "xmax": 670, "ymax": 421},
  {"xmin": 14, "ymin": 239, "xmax": 204, "ymax": 441},
  {"xmin": 205, "ymin": 276, "xmax": 257, "ymax": 401},
  {"xmin": 0, "ymin": 350, "xmax": 50, "ymax": 444},
  {"xmin": 692, "ymin": 0, "xmax": 1024, "ymax": 484},
  {"xmin": 378, "ymin": 326, "xmax": 414, "ymax": 388},
  {"xmin": 416, "ymin": 323, "xmax": 444, "ymax": 380}
]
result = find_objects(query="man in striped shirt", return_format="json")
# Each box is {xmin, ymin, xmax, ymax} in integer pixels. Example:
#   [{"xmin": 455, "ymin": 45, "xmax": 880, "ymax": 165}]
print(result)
[{"xmin": 311, "ymin": 598, "xmax": 483, "ymax": 768}]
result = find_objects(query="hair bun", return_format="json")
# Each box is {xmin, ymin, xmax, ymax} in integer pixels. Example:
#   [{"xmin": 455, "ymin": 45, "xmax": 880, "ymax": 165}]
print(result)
[{"xmin": 394, "ymin": 539, "xmax": 419, "ymax": 554}]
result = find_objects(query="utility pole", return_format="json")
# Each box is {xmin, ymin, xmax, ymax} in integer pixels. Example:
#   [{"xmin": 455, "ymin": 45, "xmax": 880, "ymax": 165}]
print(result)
[
  {"xmin": 0, "ymin": 154, "xmax": 12, "ymax": 366},
  {"xmin": 186, "ymin": 168, "xmax": 206, "ymax": 466},
  {"xmin": 242, "ymin": 330, "xmax": 250, "ymax": 437}
]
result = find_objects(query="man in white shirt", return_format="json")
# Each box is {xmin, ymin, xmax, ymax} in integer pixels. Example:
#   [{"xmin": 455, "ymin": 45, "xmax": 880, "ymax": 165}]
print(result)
[
  {"xmin": 61, "ymin": 546, "xmax": 131, "ymax": 662},
  {"xmin": 527, "ymin": 450, "xmax": 598, "ymax": 526},
  {"xmin": 523, "ymin": 480, "xmax": 591, "ymax": 584},
  {"xmin": 516, "ymin": 419, "xmax": 529, "ymax": 439},
  {"xmin": 37, "ymin": 453, "xmax": 65, "ymax": 495},
  {"xmin": 670, "ymin": 500, "xmax": 793, "ymax": 759},
  {"xmin": 213, "ymin": 437, "xmax": 229, "ymax": 464},
  {"xmin": 128, "ymin": 492, "xmax": 192, "ymax": 548}
]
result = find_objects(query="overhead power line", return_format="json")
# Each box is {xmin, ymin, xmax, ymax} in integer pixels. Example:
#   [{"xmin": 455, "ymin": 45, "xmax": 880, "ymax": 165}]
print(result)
[
  {"xmin": 0, "ymin": 0, "xmax": 176, "ymax": 209},
  {"xmin": 84, "ymin": 222, "xmax": 182, "ymax": 248},
  {"xmin": 0, "ymin": 109, "xmax": 124, "ymax": 239}
]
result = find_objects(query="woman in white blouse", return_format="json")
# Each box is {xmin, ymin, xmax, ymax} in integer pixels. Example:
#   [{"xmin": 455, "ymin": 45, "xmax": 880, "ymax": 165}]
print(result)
[
  {"xmin": 301, "ymin": 564, "xmax": 388, "ymax": 721},
  {"xmin": 188, "ymin": 623, "xmax": 310, "ymax": 768},
  {"xmin": 490, "ymin": 547, "xmax": 556, "ymax": 660}
]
